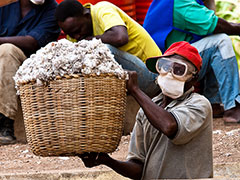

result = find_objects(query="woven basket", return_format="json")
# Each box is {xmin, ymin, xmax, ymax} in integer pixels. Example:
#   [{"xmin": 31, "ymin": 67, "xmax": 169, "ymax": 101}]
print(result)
[{"xmin": 19, "ymin": 74, "xmax": 126, "ymax": 156}]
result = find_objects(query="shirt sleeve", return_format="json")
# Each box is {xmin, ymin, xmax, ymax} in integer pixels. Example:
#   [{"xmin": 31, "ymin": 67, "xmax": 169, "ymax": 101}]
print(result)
[
  {"xmin": 127, "ymin": 109, "xmax": 146, "ymax": 163},
  {"xmin": 96, "ymin": 5, "xmax": 126, "ymax": 32},
  {"xmin": 175, "ymin": 0, "xmax": 218, "ymax": 35},
  {"xmin": 27, "ymin": 2, "xmax": 60, "ymax": 47},
  {"xmin": 170, "ymin": 93, "xmax": 212, "ymax": 145}
]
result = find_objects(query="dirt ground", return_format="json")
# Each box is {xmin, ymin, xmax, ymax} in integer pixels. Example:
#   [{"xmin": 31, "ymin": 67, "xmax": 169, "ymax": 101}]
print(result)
[{"xmin": 0, "ymin": 118, "xmax": 239, "ymax": 177}]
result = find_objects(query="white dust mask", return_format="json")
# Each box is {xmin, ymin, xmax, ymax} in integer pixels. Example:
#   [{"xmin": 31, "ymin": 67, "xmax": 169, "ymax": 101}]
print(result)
[
  {"xmin": 157, "ymin": 73, "xmax": 185, "ymax": 99},
  {"xmin": 30, "ymin": 0, "xmax": 45, "ymax": 5}
]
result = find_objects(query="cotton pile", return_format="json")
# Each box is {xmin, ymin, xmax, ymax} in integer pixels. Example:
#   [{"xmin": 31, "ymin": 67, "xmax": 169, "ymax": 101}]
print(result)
[{"xmin": 14, "ymin": 38, "xmax": 128, "ymax": 92}]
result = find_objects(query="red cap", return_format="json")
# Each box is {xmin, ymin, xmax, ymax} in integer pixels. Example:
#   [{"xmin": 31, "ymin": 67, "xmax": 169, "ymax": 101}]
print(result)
[{"xmin": 146, "ymin": 41, "xmax": 202, "ymax": 73}]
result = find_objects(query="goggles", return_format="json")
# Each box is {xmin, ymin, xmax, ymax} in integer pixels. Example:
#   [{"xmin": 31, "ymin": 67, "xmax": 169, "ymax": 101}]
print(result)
[{"xmin": 156, "ymin": 58, "xmax": 197, "ymax": 81}]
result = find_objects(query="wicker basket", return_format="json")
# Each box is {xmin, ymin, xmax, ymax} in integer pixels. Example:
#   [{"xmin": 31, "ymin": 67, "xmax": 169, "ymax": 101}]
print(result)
[{"xmin": 19, "ymin": 74, "xmax": 126, "ymax": 156}]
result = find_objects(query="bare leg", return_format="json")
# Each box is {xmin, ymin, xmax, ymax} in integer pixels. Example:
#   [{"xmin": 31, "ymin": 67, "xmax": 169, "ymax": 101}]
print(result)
[
  {"xmin": 223, "ymin": 103, "xmax": 240, "ymax": 123},
  {"xmin": 211, "ymin": 104, "xmax": 224, "ymax": 118}
]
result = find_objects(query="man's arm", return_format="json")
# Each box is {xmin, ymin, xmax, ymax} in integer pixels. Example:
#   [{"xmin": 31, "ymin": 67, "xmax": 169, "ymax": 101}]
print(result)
[
  {"xmin": 0, "ymin": 36, "xmax": 39, "ymax": 55},
  {"xmin": 203, "ymin": 0, "xmax": 240, "ymax": 36},
  {"xmin": 213, "ymin": 18, "xmax": 240, "ymax": 36},
  {"xmin": 0, "ymin": 0, "xmax": 60, "ymax": 56},
  {"xmin": 127, "ymin": 71, "xmax": 178, "ymax": 139},
  {"xmin": 87, "ymin": 25, "xmax": 128, "ymax": 47},
  {"xmin": 204, "ymin": 0, "xmax": 216, "ymax": 11},
  {"xmin": 79, "ymin": 152, "xmax": 143, "ymax": 180}
]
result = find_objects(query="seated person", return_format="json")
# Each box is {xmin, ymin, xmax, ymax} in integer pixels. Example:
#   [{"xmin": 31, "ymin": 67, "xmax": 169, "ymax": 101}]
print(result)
[
  {"xmin": 0, "ymin": 0, "xmax": 60, "ymax": 145},
  {"xmin": 55, "ymin": 0, "xmax": 162, "ymax": 98},
  {"xmin": 143, "ymin": 0, "xmax": 240, "ymax": 124}
]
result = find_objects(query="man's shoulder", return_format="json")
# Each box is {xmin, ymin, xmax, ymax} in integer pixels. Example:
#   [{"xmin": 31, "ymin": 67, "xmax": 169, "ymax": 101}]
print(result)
[
  {"xmin": 93, "ymin": 1, "xmax": 117, "ymax": 10},
  {"xmin": 95, "ymin": 1, "xmax": 115, "ymax": 6},
  {"xmin": 175, "ymin": 0, "xmax": 201, "ymax": 6},
  {"xmin": 41, "ymin": 0, "xmax": 58, "ymax": 8},
  {"xmin": 189, "ymin": 92, "xmax": 210, "ymax": 102},
  {"xmin": 185, "ymin": 92, "xmax": 212, "ymax": 110}
]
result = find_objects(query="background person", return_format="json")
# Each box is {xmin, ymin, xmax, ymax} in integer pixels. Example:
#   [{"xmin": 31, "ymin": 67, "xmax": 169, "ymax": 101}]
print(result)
[
  {"xmin": 54, "ymin": 0, "xmax": 162, "ymax": 98},
  {"xmin": 143, "ymin": 0, "xmax": 240, "ymax": 124},
  {"xmin": 0, "ymin": 0, "xmax": 60, "ymax": 145},
  {"xmin": 79, "ymin": 41, "xmax": 213, "ymax": 179}
]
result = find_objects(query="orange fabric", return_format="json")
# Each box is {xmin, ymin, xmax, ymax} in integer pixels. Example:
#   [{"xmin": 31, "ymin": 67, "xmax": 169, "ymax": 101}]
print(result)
[{"xmin": 0, "ymin": 0, "xmax": 17, "ymax": 7}]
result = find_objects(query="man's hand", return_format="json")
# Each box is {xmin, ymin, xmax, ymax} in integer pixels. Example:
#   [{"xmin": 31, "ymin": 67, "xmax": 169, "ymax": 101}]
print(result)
[
  {"xmin": 126, "ymin": 71, "xmax": 139, "ymax": 95},
  {"xmin": 0, "ymin": 36, "xmax": 38, "ymax": 55},
  {"xmin": 84, "ymin": 36, "xmax": 95, "ymax": 41},
  {"xmin": 79, "ymin": 152, "xmax": 109, "ymax": 168},
  {"xmin": 79, "ymin": 152, "xmax": 143, "ymax": 179}
]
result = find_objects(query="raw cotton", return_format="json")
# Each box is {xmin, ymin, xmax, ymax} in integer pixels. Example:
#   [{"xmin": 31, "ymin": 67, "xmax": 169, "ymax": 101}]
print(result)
[{"xmin": 14, "ymin": 38, "xmax": 128, "ymax": 92}]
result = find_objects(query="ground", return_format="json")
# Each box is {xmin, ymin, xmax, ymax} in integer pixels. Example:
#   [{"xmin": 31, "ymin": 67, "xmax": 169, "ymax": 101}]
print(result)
[{"xmin": 0, "ymin": 118, "xmax": 239, "ymax": 178}]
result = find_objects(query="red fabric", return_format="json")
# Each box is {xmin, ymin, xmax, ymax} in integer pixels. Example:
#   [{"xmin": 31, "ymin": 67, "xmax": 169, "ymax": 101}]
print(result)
[{"xmin": 162, "ymin": 41, "xmax": 202, "ymax": 71}]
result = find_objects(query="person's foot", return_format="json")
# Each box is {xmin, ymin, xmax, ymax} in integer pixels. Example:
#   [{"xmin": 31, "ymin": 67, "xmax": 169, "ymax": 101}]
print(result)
[
  {"xmin": 223, "ymin": 103, "xmax": 240, "ymax": 124},
  {"xmin": 0, "ymin": 115, "xmax": 16, "ymax": 145},
  {"xmin": 0, "ymin": 128, "xmax": 16, "ymax": 145},
  {"xmin": 211, "ymin": 104, "xmax": 224, "ymax": 118}
]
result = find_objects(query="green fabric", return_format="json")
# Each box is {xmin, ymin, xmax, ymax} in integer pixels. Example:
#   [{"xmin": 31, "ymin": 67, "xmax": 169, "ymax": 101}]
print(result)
[{"xmin": 166, "ymin": 0, "xmax": 218, "ymax": 48}]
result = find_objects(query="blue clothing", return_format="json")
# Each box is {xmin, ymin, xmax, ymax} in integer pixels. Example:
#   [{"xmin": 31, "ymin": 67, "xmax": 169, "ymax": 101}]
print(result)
[
  {"xmin": 143, "ymin": 0, "xmax": 204, "ymax": 52},
  {"xmin": 0, "ymin": 0, "xmax": 60, "ymax": 48},
  {"xmin": 192, "ymin": 34, "xmax": 240, "ymax": 110},
  {"xmin": 143, "ymin": 0, "xmax": 240, "ymax": 111},
  {"xmin": 107, "ymin": 45, "xmax": 159, "ymax": 98}
]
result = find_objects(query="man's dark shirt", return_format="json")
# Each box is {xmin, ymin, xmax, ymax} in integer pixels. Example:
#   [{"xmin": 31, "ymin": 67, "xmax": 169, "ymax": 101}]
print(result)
[{"xmin": 0, "ymin": 0, "xmax": 60, "ymax": 48}]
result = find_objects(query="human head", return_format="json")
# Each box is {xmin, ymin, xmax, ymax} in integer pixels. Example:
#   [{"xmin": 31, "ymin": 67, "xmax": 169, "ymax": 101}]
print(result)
[
  {"xmin": 146, "ymin": 41, "xmax": 202, "ymax": 74},
  {"xmin": 55, "ymin": 0, "xmax": 93, "ymax": 41},
  {"xmin": 146, "ymin": 41, "xmax": 202, "ymax": 99}
]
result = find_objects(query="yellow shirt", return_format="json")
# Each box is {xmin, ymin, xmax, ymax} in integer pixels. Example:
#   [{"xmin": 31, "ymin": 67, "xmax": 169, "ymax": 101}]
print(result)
[{"xmin": 85, "ymin": 2, "xmax": 161, "ymax": 62}]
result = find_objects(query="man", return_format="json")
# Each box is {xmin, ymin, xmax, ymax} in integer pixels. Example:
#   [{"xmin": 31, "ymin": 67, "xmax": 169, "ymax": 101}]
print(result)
[
  {"xmin": 0, "ymin": 0, "xmax": 60, "ymax": 145},
  {"xmin": 54, "ymin": 0, "xmax": 162, "ymax": 98},
  {"xmin": 79, "ymin": 41, "xmax": 213, "ymax": 179},
  {"xmin": 143, "ymin": 0, "xmax": 240, "ymax": 124}
]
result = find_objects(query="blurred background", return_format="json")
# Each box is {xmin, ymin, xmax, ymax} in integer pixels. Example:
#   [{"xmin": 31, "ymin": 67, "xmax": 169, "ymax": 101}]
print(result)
[
  {"xmin": 56, "ymin": 0, "xmax": 240, "ymax": 67},
  {"xmin": 215, "ymin": 0, "xmax": 240, "ymax": 67}
]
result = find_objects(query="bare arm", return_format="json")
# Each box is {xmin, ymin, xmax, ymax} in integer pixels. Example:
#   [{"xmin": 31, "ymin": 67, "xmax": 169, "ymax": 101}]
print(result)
[
  {"xmin": 202, "ymin": 0, "xmax": 240, "ymax": 36},
  {"xmin": 204, "ymin": 0, "xmax": 216, "ymax": 11},
  {"xmin": 213, "ymin": 18, "xmax": 240, "ymax": 36},
  {"xmin": 87, "ymin": 25, "xmax": 129, "ymax": 47},
  {"xmin": 79, "ymin": 152, "xmax": 143, "ymax": 180},
  {"xmin": 0, "ymin": 35, "xmax": 39, "ymax": 55},
  {"xmin": 127, "ymin": 71, "xmax": 178, "ymax": 138}
]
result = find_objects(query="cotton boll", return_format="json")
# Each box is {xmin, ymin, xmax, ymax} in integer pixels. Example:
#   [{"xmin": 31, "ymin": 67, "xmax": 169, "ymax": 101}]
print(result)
[
  {"xmin": 81, "ymin": 67, "xmax": 92, "ymax": 75},
  {"xmin": 14, "ymin": 38, "xmax": 128, "ymax": 91},
  {"xmin": 36, "ymin": 79, "xmax": 44, "ymax": 86}
]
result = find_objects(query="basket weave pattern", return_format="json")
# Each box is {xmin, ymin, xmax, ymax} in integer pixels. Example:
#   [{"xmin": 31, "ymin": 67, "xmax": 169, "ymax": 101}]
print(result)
[{"xmin": 19, "ymin": 74, "xmax": 126, "ymax": 156}]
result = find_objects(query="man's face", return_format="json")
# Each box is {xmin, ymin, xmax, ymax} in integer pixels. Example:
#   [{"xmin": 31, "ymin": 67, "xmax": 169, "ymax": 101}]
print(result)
[
  {"xmin": 58, "ymin": 16, "xmax": 93, "ymax": 41},
  {"xmin": 155, "ymin": 55, "xmax": 198, "ymax": 99}
]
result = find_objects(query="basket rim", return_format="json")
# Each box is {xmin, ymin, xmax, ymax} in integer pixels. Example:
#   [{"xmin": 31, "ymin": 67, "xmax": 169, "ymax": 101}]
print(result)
[{"xmin": 18, "ymin": 73, "xmax": 124, "ymax": 86}]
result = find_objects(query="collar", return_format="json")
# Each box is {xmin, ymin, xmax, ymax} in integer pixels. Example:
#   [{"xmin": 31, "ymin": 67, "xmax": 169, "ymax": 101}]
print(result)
[{"xmin": 153, "ymin": 86, "xmax": 194, "ymax": 108}]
